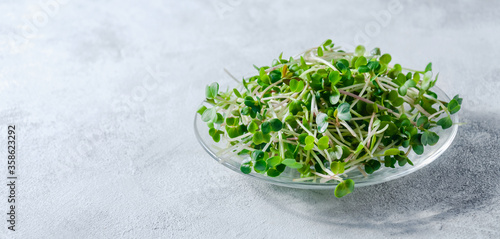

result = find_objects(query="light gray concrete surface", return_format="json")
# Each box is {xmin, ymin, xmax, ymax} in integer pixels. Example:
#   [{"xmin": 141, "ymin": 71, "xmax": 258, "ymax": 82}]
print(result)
[{"xmin": 0, "ymin": 0, "xmax": 499, "ymax": 238}]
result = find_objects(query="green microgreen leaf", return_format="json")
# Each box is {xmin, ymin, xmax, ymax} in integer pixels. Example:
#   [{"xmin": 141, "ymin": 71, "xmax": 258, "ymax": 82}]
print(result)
[
  {"xmin": 317, "ymin": 47, "xmax": 323, "ymax": 57},
  {"xmin": 421, "ymin": 71, "xmax": 433, "ymax": 91},
  {"xmin": 233, "ymin": 88, "xmax": 242, "ymax": 98},
  {"xmin": 330, "ymin": 161, "xmax": 345, "ymax": 175},
  {"xmin": 197, "ymin": 105, "xmax": 207, "ymax": 115},
  {"xmin": 329, "ymin": 71, "xmax": 341, "ymax": 86},
  {"xmin": 288, "ymin": 100, "xmax": 304, "ymax": 115},
  {"xmin": 417, "ymin": 116, "xmax": 429, "ymax": 128},
  {"xmin": 240, "ymin": 161, "xmax": 252, "ymax": 174},
  {"xmin": 267, "ymin": 156, "xmax": 282, "ymax": 167},
  {"xmin": 252, "ymin": 131, "xmax": 270, "ymax": 145},
  {"xmin": 316, "ymin": 113, "xmax": 329, "ymax": 134},
  {"xmin": 282, "ymin": 158, "xmax": 303, "ymax": 169},
  {"xmin": 269, "ymin": 118, "xmax": 283, "ymax": 132},
  {"xmin": 358, "ymin": 65, "xmax": 370, "ymax": 73},
  {"xmin": 371, "ymin": 47, "xmax": 381, "ymax": 56},
  {"xmin": 201, "ymin": 107, "xmax": 217, "ymax": 122},
  {"xmin": 289, "ymin": 79, "xmax": 305, "ymax": 92},
  {"xmin": 247, "ymin": 120, "xmax": 259, "ymax": 134},
  {"xmin": 254, "ymin": 160, "xmax": 267, "ymax": 173},
  {"xmin": 388, "ymin": 90, "xmax": 404, "ymax": 107},
  {"xmin": 251, "ymin": 150, "xmax": 267, "ymax": 161},
  {"xmin": 317, "ymin": 136, "xmax": 329, "ymax": 150},
  {"xmin": 285, "ymin": 115, "xmax": 298, "ymax": 128},
  {"xmin": 413, "ymin": 144, "xmax": 424, "ymax": 155},
  {"xmin": 413, "ymin": 72, "xmax": 421, "ymax": 84},
  {"xmin": 205, "ymin": 82, "xmax": 219, "ymax": 99},
  {"xmin": 331, "ymin": 145, "xmax": 343, "ymax": 160},
  {"xmin": 394, "ymin": 73, "xmax": 406, "ymax": 86},
  {"xmin": 323, "ymin": 39, "xmax": 332, "ymax": 48},
  {"xmin": 384, "ymin": 156, "xmax": 396, "ymax": 168},
  {"xmin": 398, "ymin": 79, "xmax": 416, "ymax": 96},
  {"xmin": 421, "ymin": 130, "xmax": 439, "ymax": 146},
  {"xmin": 330, "ymin": 161, "xmax": 346, "ymax": 174},
  {"xmin": 384, "ymin": 148, "xmax": 401, "ymax": 156},
  {"xmin": 354, "ymin": 142, "xmax": 364, "ymax": 154},
  {"xmin": 355, "ymin": 45, "xmax": 365, "ymax": 56},
  {"xmin": 367, "ymin": 61, "xmax": 380, "ymax": 71},
  {"xmin": 334, "ymin": 179, "xmax": 355, "ymax": 198},
  {"xmin": 261, "ymin": 121, "xmax": 271, "ymax": 135},
  {"xmin": 365, "ymin": 160, "xmax": 381, "ymax": 174},
  {"xmin": 425, "ymin": 62, "xmax": 432, "ymax": 72},
  {"xmin": 437, "ymin": 116, "xmax": 453, "ymax": 129},
  {"xmin": 226, "ymin": 117, "xmax": 239, "ymax": 126},
  {"xmin": 337, "ymin": 103, "xmax": 352, "ymax": 121},
  {"xmin": 448, "ymin": 98, "xmax": 461, "ymax": 114},
  {"xmin": 329, "ymin": 86, "xmax": 341, "ymax": 105},
  {"xmin": 259, "ymin": 68, "xmax": 270, "ymax": 85},
  {"xmin": 355, "ymin": 56, "xmax": 367, "ymax": 69},
  {"xmin": 305, "ymin": 136, "xmax": 315, "ymax": 145},
  {"xmin": 336, "ymin": 61, "xmax": 349, "ymax": 74},
  {"xmin": 379, "ymin": 54, "xmax": 392, "ymax": 65},
  {"xmin": 266, "ymin": 168, "xmax": 281, "ymax": 177},
  {"xmin": 304, "ymin": 136, "xmax": 315, "ymax": 151}
]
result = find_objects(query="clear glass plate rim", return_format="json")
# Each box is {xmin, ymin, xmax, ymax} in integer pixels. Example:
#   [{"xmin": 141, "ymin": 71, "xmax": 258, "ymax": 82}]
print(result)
[{"xmin": 194, "ymin": 85, "xmax": 459, "ymax": 189}]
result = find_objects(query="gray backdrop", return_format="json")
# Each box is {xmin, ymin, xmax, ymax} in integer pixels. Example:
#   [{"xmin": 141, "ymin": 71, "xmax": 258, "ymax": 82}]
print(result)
[{"xmin": 0, "ymin": 0, "xmax": 499, "ymax": 238}]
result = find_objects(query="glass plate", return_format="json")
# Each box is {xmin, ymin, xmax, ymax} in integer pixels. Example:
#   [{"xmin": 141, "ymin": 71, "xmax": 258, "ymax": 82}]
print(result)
[{"xmin": 194, "ymin": 86, "xmax": 459, "ymax": 189}]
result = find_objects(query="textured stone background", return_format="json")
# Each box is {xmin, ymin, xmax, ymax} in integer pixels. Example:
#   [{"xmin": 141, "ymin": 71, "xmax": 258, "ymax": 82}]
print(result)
[{"xmin": 0, "ymin": 0, "xmax": 499, "ymax": 238}]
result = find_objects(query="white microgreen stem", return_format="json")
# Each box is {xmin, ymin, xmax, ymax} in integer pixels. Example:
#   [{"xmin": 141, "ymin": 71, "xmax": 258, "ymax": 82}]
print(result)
[
  {"xmin": 405, "ymin": 146, "xmax": 412, "ymax": 157},
  {"xmin": 428, "ymin": 109, "xmax": 445, "ymax": 120},
  {"xmin": 370, "ymin": 136, "xmax": 384, "ymax": 155},
  {"xmin": 375, "ymin": 77, "xmax": 387, "ymax": 91},
  {"xmin": 366, "ymin": 113, "xmax": 376, "ymax": 146},
  {"xmin": 310, "ymin": 152, "xmax": 334, "ymax": 176},
  {"xmin": 324, "ymin": 130, "xmax": 349, "ymax": 147},
  {"xmin": 264, "ymin": 62, "xmax": 293, "ymax": 73},
  {"xmin": 357, "ymin": 166, "xmax": 368, "ymax": 178},
  {"xmin": 374, "ymin": 124, "xmax": 389, "ymax": 135},
  {"xmin": 378, "ymin": 77, "xmax": 399, "ymax": 88},
  {"xmin": 262, "ymin": 95, "xmax": 293, "ymax": 101},
  {"xmin": 350, "ymin": 78, "xmax": 371, "ymax": 109},
  {"xmin": 334, "ymin": 124, "xmax": 347, "ymax": 144},
  {"xmin": 310, "ymin": 92, "xmax": 317, "ymax": 120},
  {"xmin": 223, "ymin": 68, "xmax": 240, "ymax": 83},
  {"xmin": 227, "ymin": 132, "xmax": 253, "ymax": 142},
  {"xmin": 351, "ymin": 115, "xmax": 375, "ymax": 120},
  {"xmin": 296, "ymin": 119, "xmax": 313, "ymax": 136},
  {"xmin": 340, "ymin": 121, "xmax": 358, "ymax": 139},
  {"xmin": 251, "ymin": 85, "xmax": 261, "ymax": 96},
  {"xmin": 353, "ymin": 121, "xmax": 364, "ymax": 142},
  {"xmin": 278, "ymin": 132, "xmax": 284, "ymax": 159},
  {"xmin": 338, "ymin": 83, "xmax": 366, "ymax": 91},
  {"xmin": 308, "ymin": 54, "xmax": 338, "ymax": 72},
  {"xmin": 259, "ymin": 79, "xmax": 284, "ymax": 100}
]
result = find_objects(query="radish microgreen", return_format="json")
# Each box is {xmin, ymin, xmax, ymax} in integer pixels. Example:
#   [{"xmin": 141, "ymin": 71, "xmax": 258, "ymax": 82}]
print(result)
[{"xmin": 198, "ymin": 40, "xmax": 462, "ymax": 198}]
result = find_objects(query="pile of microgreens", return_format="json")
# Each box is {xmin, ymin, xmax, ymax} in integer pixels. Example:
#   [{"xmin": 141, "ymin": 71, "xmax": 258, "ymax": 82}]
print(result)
[{"xmin": 198, "ymin": 40, "xmax": 462, "ymax": 198}]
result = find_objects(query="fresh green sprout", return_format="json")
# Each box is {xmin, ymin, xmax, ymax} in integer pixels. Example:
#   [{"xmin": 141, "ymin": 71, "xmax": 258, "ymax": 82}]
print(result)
[{"xmin": 198, "ymin": 40, "xmax": 462, "ymax": 198}]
